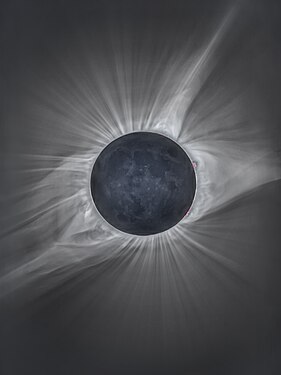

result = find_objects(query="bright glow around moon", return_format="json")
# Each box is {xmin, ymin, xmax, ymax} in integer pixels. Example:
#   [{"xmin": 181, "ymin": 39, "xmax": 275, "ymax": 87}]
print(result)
[{"xmin": 1, "ymin": 5, "xmax": 280, "ymax": 314}]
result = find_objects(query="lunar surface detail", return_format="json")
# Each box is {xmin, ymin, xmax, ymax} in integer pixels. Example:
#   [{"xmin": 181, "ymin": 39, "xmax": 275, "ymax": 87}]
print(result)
[{"xmin": 91, "ymin": 132, "xmax": 196, "ymax": 235}]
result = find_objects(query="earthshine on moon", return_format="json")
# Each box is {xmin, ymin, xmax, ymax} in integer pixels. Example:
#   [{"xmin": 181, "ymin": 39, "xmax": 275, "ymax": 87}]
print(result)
[{"xmin": 91, "ymin": 132, "xmax": 196, "ymax": 235}]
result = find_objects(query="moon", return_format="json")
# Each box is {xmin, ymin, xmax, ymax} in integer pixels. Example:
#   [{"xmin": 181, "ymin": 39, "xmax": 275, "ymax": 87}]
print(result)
[{"xmin": 91, "ymin": 132, "xmax": 196, "ymax": 235}]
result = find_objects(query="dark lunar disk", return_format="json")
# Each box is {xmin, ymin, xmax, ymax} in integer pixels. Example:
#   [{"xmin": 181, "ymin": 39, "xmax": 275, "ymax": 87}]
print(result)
[{"xmin": 91, "ymin": 132, "xmax": 196, "ymax": 235}]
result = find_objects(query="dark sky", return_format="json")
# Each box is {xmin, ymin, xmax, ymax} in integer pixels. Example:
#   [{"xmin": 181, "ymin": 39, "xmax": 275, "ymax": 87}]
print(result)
[{"xmin": 1, "ymin": 1, "xmax": 281, "ymax": 374}]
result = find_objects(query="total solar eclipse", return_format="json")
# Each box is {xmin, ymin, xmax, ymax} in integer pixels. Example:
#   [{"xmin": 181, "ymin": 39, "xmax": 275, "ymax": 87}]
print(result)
[{"xmin": 91, "ymin": 132, "xmax": 196, "ymax": 235}]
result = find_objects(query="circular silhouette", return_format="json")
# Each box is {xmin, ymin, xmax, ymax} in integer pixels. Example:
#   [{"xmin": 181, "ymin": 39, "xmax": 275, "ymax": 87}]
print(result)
[{"xmin": 91, "ymin": 132, "xmax": 196, "ymax": 235}]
